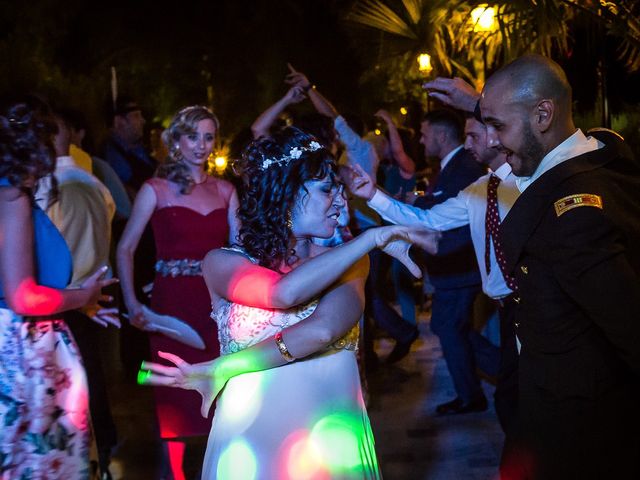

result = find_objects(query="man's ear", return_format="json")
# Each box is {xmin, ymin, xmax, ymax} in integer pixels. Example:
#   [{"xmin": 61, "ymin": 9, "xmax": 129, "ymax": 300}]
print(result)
[{"xmin": 535, "ymin": 99, "xmax": 554, "ymax": 133}]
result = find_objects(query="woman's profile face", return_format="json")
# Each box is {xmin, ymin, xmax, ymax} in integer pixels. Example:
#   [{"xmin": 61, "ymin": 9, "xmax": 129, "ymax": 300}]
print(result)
[
  {"xmin": 290, "ymin": 175, "xmax": 344, "ymax": 239},
  {"xmin": 177, "ymin": 118, "xmax": 216, "ymax": 167}
]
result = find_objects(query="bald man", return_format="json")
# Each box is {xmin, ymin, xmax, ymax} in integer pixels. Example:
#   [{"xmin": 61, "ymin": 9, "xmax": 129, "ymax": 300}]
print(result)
[{"xmin": 475, "ymin": 54, "xmax": 640, "ymax": 479}]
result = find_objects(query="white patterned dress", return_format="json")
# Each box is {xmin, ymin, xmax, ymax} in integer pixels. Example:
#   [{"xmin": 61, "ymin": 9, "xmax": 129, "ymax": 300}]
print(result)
[
  {"xmin": 202, "ymin": 252, "xmax": 381, "ymax": 480},
  {"xmin": 0, "ymin": 193, "xmax": 90, "ymax": 479}
]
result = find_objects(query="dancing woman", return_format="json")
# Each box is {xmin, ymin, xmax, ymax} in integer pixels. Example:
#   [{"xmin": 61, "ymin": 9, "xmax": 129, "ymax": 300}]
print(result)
[{"xmin": 141, "ymin": 127, "xmax": 437, "ymax": 479}]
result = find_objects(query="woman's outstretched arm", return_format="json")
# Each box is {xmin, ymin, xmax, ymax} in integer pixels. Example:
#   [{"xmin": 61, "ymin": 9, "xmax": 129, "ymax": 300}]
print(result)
[
  {"xmin": 140, "ymin": 255, "xmax": 369, "ymax": 417},
  {"xmin": 203, "ymin": 224, "xmax": 430, "ymax": 310}
]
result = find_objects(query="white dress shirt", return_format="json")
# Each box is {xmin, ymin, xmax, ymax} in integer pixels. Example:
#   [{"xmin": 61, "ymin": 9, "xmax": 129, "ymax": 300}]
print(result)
[
  {"xmin": 369, "ymin": 161, "xmax": 519, "ymax": 299},
  {"xmin": 516, "ymin": 129, "xmax": 603, "ymax": 192},
  {"xmin": 334, "ymin": 115, "xmax": 382, "ymax": 230}
]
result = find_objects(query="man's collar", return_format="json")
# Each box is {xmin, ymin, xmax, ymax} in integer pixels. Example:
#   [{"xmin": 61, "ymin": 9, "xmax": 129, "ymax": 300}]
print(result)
[
  {"xmin": 440, "ymin": 145, "xmax": 464, "ymax": 170},
  {"xmin": 515, "ymin": 129, "xmax": 602, "ymax": 192},
  {"xmin": 491, "ymin": 161, "xmax": 512, "ymax": 181},
  {"xmin": 55, "ymin": 155, "xmax": 76, "ymax": 168}
]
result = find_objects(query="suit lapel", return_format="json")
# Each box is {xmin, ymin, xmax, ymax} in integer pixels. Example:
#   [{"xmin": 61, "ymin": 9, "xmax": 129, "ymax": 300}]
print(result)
[{"xmin": 434, "ymin": 149, "xmax": 461, "ymax": 191}]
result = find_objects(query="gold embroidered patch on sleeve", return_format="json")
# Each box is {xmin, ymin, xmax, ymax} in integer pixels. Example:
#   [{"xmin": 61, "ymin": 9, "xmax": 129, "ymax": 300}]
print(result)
[{"xmin": 554, "ymin": 193, "xmax": 603, "ymax": 217}]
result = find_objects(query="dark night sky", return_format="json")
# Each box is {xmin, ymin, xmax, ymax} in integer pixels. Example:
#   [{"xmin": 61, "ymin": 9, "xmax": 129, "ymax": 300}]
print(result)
[
  {"xmin": 1, "ymin": 0, "xmax": 639, "ymax": 144},
  {"xmin": 1, "ymin": 1, "xmax": 370, "ymax": 138}
]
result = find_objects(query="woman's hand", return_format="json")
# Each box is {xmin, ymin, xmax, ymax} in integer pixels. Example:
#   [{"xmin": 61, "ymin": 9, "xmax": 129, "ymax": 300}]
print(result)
[
  {"xmin": 82, "ymin": 304, "xmax": 121, "ymax": 328},
  {"xmin": 79, "ymin": 266, "xmax": 118, "ymax": 303},
  {"xmin": 374, "ymin": 109, "xmax": 393, "ymax": 125},
  {"xmin": 285, "ymin": 63, "xmax": 311, "ymax": 89},
  {"xmin": 367, "ymin": 226, "xmax": 420, "ymax": 277},
  {"xmin": 283, "ymin": 85, "xmax": 306, "ymax": 105},
  {"xmin": 138, "ymin": 351, "xmax": 225, "ymax": 418},
  {"xmin": 367, "ymin": 225, "xmax": 441, "ymax": 277},
  {"xmin": 77, "ymin": 267, "xmax": 121, "ymax": 327},
  {"xmin": 125, "ymin": 299, "xmax": 149, "ymax": 330}
]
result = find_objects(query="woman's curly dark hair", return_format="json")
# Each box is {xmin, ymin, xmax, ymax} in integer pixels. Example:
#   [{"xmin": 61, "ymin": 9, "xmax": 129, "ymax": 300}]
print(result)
[
  {"xmin": 156, "ymin": 105, "xmax": 220, "ymax": 194},
  {"xmin": 0, "ymin": 96, "xmax": 57, "ymax": 197},
  {"xmin": 234, "ymin": 127, "xmax": 338, "ymax": 271}
]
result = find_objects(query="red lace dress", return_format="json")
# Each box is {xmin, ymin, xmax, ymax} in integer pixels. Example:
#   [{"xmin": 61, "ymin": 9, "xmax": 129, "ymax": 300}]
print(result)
[{"xmin": 146, "ymin": 177, "xmax": 233, "ymax": 438}]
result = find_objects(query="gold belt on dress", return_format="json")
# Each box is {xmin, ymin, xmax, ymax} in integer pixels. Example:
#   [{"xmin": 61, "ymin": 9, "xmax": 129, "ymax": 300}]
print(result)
[{"xmin": 155, "ymin": 258, "xmax": 202, "ymax": 277}]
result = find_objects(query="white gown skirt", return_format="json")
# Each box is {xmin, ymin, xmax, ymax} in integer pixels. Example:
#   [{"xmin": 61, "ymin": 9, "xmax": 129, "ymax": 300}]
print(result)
[{"xmin": 202, "ymin": 348, "xmax": 381, "ymax": 480}]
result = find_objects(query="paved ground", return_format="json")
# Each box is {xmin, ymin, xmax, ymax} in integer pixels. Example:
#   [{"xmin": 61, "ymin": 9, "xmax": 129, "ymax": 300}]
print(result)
[
  {"xmin": 103, "ymin": 311, "xmax": 504, "ymax": 479},
  {"xmin": 368, "ymin": 322, "xmax": 503, "ymax": 480}
]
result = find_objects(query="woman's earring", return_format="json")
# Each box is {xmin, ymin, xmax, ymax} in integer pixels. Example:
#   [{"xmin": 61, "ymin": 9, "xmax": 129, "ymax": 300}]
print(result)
[
  {"xmin": 286, "ymin": 210, "xmax": 293, "ymax": 230},
  {"xmin": 173, "ymin": 144, "xmax": 183, "ymax": 161}
]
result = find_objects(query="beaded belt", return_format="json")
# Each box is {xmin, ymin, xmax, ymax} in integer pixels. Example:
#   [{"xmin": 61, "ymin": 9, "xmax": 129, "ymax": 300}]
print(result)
[{"xmin": 155, "ymin": 259, "xmax": 203, "ymax": 277}]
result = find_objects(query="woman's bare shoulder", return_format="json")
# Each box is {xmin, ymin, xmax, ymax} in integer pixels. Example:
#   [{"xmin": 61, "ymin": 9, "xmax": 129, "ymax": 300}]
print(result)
[
  {"xmin": 204, "ymin": 246, "xmax": 254, "ymax": 269},
  {"xmin": 0, "ymin": 185, "xmax": 29, "ymax": 204},
  {"xmin": 212, "ymin": 177, "xmax": 237, "ymax": 195}
]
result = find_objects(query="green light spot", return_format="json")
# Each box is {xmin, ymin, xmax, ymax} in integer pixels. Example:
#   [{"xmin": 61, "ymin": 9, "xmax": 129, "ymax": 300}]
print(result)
[
  {"xmin": 311, "ymin": 413, "xmax": 362, "ymax": 471},
  {"xmin": 217, "ymin": 439, "xmax": 257, "ymax": 480},
  {"xmin": 137, "ymin": 369, "xmax": 151, "ymax": 385}
]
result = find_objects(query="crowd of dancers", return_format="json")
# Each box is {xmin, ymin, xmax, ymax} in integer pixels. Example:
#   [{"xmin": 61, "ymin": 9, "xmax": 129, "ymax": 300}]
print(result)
[{"xmin": 1, "ymin": 53, "xmax": 639, "ymax": 480}]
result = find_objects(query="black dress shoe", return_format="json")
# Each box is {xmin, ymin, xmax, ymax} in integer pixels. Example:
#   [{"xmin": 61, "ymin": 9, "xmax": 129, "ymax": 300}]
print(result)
[
  {"xmin": 435, "ymin": 395, "xmax": 488, "ymax": 415},
  {"xmin": 386, "ymin": 328, "xmax": 419, "ymax": 364}
]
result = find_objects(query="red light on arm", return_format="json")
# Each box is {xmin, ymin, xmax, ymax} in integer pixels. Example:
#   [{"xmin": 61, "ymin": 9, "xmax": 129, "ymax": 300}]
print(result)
[
  {"xmin": 228, "ymin": 265, "xmax": 279, "ymax": 309},
  {"xmin": 12, "ymin": 278, "xmax": 64, "ymax": 316}
]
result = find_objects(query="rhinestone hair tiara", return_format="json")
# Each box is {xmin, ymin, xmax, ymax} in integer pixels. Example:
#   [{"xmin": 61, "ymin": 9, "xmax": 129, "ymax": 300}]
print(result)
[{"xmin": 260, "ymin": 141, "xmax": 322, "ymax": 170}]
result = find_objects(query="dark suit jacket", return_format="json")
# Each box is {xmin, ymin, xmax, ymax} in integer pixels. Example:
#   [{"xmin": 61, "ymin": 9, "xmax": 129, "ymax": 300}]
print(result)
[
  {"xmin": 415, "ymin": 147, "xmax": 485, "ymax": 289},
  {"xmin": 500, "ymin": 131, "xmax": 640, "ymax": 479}
]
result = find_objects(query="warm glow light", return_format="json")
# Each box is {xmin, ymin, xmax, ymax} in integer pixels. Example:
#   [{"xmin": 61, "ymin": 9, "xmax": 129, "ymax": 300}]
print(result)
[
  {"xmin": 417, "ymin": 53, "xmax": 432, "ymax": 73},
  {"xmin": 278, "ymin": 430, "xmax": 327, "ymax": 480},
  {"xmin": 374, "ymin": 128, "xmax": 382, "ymax": 136},
  {"xmin": 471, "ymin": 5, "xmax": 496, "ymax": 32},
  {"xmin": 400, "ymin": 107, "xmax": 408, "ymax": 116},
  {"xmin": 214, "ymin": 155, "xmax": 228, "ymax": 169}
]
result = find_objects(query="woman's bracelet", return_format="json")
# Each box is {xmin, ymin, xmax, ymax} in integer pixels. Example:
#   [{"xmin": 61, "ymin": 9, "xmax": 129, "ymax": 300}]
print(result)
[
  {"xmin": 275, "ymin": 331, "xmax": 296, "ymax": 362},
  {"xmin": 302, "ymin": 84, "xmax": 316, "ymax": 93}
]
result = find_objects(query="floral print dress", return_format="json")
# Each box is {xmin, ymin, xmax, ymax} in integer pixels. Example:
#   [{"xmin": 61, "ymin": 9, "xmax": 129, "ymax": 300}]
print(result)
[{"xmin": 0, "ymin": 189, "xmax": 90, "ymax": 479}]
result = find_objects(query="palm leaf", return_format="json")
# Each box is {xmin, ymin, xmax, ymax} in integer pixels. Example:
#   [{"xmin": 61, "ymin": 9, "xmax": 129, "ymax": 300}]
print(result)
[
  {"xmin": 401, "ymin": 0, "xmax": 425, "ymax": 25},
  {"xmin": 346, "ymin": 0, "xmax": 418, "ymax": 39}
]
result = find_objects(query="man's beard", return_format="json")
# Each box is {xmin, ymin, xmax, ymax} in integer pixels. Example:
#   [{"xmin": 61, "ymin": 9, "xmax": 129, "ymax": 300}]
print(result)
[{"xmin": 516, "ymin": 122, "xmax": 545, "ymax": 176}]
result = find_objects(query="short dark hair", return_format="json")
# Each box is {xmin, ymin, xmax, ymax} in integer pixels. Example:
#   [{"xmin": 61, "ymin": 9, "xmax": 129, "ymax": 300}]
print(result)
[
  {"xmin": 56, "ymin": 107, "xmax": 88, "ymax": 132},
  {"xmin": 106, "ymin": 94, "xmax": 142, "ymax": 126},
  {"xmin": 423, "ymin": 109, "xmax": 464, "ymax": 143}
]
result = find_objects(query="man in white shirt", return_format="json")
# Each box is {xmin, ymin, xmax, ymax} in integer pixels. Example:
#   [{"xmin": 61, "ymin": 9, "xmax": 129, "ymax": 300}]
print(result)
[
  {"xmin": 351, "ymin": 109, "xmax": 494, "ymax": 411},
  {"xmin": 349, "ymin": 113, "xmax": 520, "ymax": 428}
]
